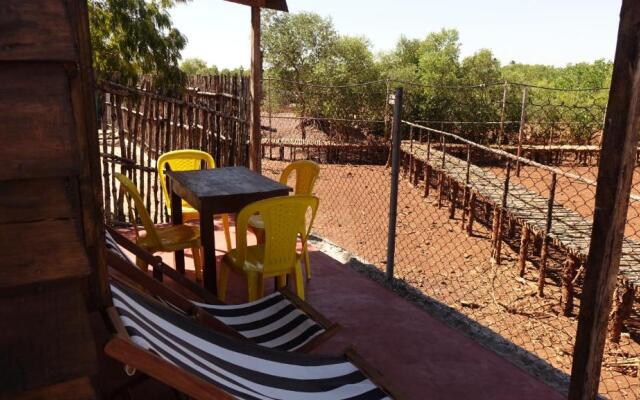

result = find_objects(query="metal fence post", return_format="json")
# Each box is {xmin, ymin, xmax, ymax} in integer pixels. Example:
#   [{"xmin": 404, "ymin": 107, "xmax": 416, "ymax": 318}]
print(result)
[{"xmin": 386, "ymin": 87, "xmax": 403, "ymax": 281}]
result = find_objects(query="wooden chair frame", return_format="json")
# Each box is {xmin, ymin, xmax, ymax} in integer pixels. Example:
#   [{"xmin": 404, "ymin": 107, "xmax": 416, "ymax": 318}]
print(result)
[
  {"xmin": 106, "ymin": 226, "xmax": 340, "ymax": 352},
  {"xmin": 104, "ymin": 302, "xmax": 405, "ymax": 400}
]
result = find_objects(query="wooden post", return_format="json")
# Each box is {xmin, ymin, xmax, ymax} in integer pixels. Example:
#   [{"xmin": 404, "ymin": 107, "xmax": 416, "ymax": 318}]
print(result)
[
  {"xmin": 249, "ymin": 6, "xmax": 262, "ymax": 173},
  {"xmin": 493, "ymin": 161, "xmax": 511, "ymax": 264},
  {"xmin": 449, "ymin": 180, "xmax": 458, "ymax": 219},
  {"xmin": 424, "ymin": 164, "xmax": 431, "ymax": 197},
  {"xmin": 441, "ymin": 135, "xmax": 446, "ymax": 169},
  {"xmin": 267, "ymin": 77, "xmax": 273, "ymax": 160},
  {"xmin": 426, "ymin": 130, "xmax": 431, "ymax": 162},
  {"xmin": 561, "ymin": 256, "xmax": 577, "ymax": 317},
  {"xmin": 569, "ymin": 2, "xmax": 640, "ymax": 397},
  {"xmin": 461, "ymin": 144, "xmax": 471, "ymax": 228},
  {"xmin": 466, "ymin": 192, "xmax": 476, "ymax": 236},
  {"xmin": 518, "ymin": 225, "xmax": 530, "ymax": 277},
  {"xmin": 608, "ymin": 281, "xmax": 635, "ymax": 343},
  {"xmin": 515, "ymin": 87, "xmax": 529, "ymax": 177},
  {"xmin": 538, "ymin": 172, "xmax": 556, "ymax": 297},
  {"xmin": 437, "ymin": 172, "xmax": 444, "ymax": 208},
  {"xmin": 498, "ymin": 81, "xmax": 508, "ymax": 148}
]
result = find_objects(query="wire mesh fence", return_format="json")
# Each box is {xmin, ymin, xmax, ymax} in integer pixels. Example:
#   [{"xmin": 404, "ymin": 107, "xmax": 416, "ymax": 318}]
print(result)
[
  {"xmin": 259, "ymin": 77, "xmax": 637, "ymax": 398},
  {"xmin": 98, "ymin": 75, "xmax": 639, "ymax": 398}
]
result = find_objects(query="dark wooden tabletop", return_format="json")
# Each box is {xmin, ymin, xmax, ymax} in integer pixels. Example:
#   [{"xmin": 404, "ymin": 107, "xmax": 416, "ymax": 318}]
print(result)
[{"xmin": 167, "ymin": 166, "xmax": 291, "ymax": 213}]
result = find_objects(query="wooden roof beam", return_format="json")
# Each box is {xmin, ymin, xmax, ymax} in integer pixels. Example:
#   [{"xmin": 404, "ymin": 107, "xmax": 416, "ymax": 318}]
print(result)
[{"xmin": 224, "ymin": 0, "xmax": 288, "ymax": 12}]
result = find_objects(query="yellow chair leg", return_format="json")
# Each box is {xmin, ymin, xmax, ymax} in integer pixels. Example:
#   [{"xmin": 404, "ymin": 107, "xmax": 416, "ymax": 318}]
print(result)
[
  {"xmin": 303, "ymin": 245, "xmax": 312, "ymax": 280},
  {"xmin": 222, "ymin": 214, "xmax": 232, "ymax": 251},
  {"xmin": 218, "ymin": 263, "xmax": 230, "ymax": 302},
  {"xmin": 191, "ymin": 246, "xmax": 203, "ymax": 282},
  {"xmin": 293, "ymin": 262, "xmax": 305, "ymax": 301},
  {"xmin": 247, "ymin": 272, "xmax": 261, "ymax": 301},
  {"xmin": 136, "ymin": 257, "xmax": 148, "ymax": 272}
]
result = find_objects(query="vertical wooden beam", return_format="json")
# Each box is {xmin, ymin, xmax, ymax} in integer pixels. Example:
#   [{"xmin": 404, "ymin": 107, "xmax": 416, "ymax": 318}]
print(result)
[
  {"xmin": 569, "ymin": 1, "xmax": 640, "ymax": 398},
  {"xmin": 250, "ymin": 6, "xmax": 262, "ymax": 173},
  {"xmin": 515, "ymin": 87, "xmax": 529, "ymax": 177},
  {"xmin": 497, "ymin": 81, "xmax": 508, "ymax": 148},
  {"xmin": 518, "ymin": 225, "xmax": 530, "ymax": 277}
]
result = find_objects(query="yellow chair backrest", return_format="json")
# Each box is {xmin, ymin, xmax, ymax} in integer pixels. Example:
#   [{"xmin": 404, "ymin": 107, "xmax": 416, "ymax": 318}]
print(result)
[
  {"xmin": 157, "ymin": 150, "xmax": 215, "ymax": 211},
  {"xmin": 115, "ymin": 173, "xmax": 161, "ymax": 248},
  {"xmin": 280, "ymin": 160, "xmax": 320, "ymax": 196},
  {"xmin": 236, "ymin": 196, "xmax": 319, "ymax": 274}
]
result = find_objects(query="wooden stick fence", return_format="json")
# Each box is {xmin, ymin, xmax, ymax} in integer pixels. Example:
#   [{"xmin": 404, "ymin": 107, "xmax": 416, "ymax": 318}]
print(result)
[{"xmin": 99, "ymin": 77, "xmax": 250, "ymax": 224}]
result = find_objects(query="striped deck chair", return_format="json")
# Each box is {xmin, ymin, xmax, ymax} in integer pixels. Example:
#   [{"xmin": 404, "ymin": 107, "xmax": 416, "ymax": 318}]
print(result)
[
  {"xmin": 105, "ymin": 227, "xmax": 340, "ymax": 352},
  {"xmin": 106, "ymin": 280, "xmax": 402, "ymax": 400}
]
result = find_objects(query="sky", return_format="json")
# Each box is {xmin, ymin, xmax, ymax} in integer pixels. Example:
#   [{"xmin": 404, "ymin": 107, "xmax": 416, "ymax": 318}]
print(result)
[{"xmin": 170, "ymin": 0, "xmax": 621, "ymax": 70}]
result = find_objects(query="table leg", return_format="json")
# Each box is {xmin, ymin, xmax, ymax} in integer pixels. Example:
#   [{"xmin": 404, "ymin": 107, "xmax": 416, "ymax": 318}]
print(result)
[
  {"xmin": 171, "ymin": 190, "xmax": 185, "ymax": 274},
  {"xmin": 200, "ymin": 208, "xmax": 217, "ymax": 294}
]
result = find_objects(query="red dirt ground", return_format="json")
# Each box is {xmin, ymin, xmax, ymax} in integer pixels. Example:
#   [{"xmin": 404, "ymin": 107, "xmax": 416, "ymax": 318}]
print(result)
[{"xmin": 262, "ymin": 158, "xmax": 640, "ymax": 399}]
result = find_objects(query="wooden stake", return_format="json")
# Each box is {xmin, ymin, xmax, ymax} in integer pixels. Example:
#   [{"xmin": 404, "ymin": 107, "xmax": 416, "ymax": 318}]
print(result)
[
  {"xmin": 561, "ymin": 257, "xmax": 577, "ymax": 317},
  {"xmin": 461, "ymin": 185, "xmax": 470, "ymax": 228},
  {"xmin": 518, "ymin": 225, "xmax": 530, "ymax": 277},
  {"xmin": 516, "ymin": 87, "xmax": 529, "ymax": 177},
  {"xmin": 424, "ymin": 164, "xmax": 431, "ymax": 197},
  {"xmin": 608, "ymin": 281, "xmax": 635, "ymax": 343},
  {"xmin": 449, "ymin": 180, "xmax": 458, "ymax": 219},
  {"xmin": 437, "ymin": 172, "xmax": 444, "ymax": 208},
  {"xmin": 249, "ymin": 6, "xmax": 262, "ymax": 173},
  {"xmin": 498, "ymin": 81, "xmax": 508, "ymax": 148},
  {"xmin": 466, "ymin": 192, "xmax": 476, "ymax": 236}
]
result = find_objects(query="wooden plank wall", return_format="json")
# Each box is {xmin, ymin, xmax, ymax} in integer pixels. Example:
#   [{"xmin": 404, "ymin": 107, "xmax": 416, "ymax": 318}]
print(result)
[{"xmin": 0, "ymin": 0, "xmax": 104, "ymax": 398}]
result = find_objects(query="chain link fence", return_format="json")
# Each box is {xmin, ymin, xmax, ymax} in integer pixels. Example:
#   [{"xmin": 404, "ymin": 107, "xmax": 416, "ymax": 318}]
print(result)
[
  {"xmin": 99, "ymin": 75, "xmax": 639, "ymax": 398},
  {"xmin": 260, "ymin": 77, "xmax": 638, "ymax": 399}
]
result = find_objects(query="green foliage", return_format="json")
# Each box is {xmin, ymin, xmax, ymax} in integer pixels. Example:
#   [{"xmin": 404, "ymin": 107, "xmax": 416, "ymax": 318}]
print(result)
[
  {"xmin": 262, "ymin": 10, "xmax": 339, "ymax": 122},
  {"xmin": 180, "ymin": 58, "xmax": 219, "ymax": 75},
  {"xmin": 262, "ymin": 11, "xmax": 385, "ymax": 138},
  {"xmin": 262, "ymin": 12, "xmax": 612, "ymax": 143},
  {"xmin": 89, "ymin": 0, "xmax": 187, "ymax": 92}
]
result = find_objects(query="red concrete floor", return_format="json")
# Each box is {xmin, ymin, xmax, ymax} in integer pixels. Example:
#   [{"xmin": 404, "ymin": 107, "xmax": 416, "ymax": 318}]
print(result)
[{"xmin": 95, "ymin": 224, "xmax": 564, "ymax": 400}]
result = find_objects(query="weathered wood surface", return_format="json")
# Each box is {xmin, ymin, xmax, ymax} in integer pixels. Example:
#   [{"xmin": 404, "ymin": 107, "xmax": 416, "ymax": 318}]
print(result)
[
  {"xmin": 8, "ymin": 377, "xmax": 95, "ymax": 400},
  {"xmin": 0, "ymin": 220, "xmax": 91, "ymax": 290},
  {"xmin": 0, "ymin": 1, "xmax": 77, "ymax": 61},
  {"xmin": 0, "ymin": 64, "xmax": 80, "ymax": 180},
  {"xmin": 0, "ymin": 281, "xmax": 97, "ymax": 393},
  {"xmin": 0, "ymin": 0, "xmax": 102, "ymax": 395},
  {"xmin": 401, "ymin": 142, "xmax": 640, "ymax": 286}
]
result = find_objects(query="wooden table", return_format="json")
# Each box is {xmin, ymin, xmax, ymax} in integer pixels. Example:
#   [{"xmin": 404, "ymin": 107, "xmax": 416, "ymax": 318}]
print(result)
[{"xmin": 167, "ymin": 166, "xmax": 291, "ymax": 294}]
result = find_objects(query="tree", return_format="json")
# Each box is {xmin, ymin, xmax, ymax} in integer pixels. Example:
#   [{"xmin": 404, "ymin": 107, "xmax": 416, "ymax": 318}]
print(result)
[
  {"xmin": 313, "ymin": 36, "xmax": 384, "ymax": 139},
  {"xmin": 262, "ymin": 11, "xmax": 338, "ymax": 137},
  {"xmin": 88, "ymin": 0, "xmax": 187, "ymax": 92},
  {"xmin": 180, "ymin": 58, "xmax": 219, "ymax": 75},
  {"xmin": 458, "ymin": 49, "xmax": 505, "ymax": 136}
]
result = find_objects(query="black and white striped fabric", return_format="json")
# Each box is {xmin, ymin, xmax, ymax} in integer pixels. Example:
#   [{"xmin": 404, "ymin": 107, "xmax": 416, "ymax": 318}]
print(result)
[
  {"xmin": 105, "ymin": 230, "xmax": 131, "ymax": 262},
  {"xmin": 105, "ymin": 230, "xmax": 327, "ymax": 352},
  {"xmin": 110, "ymin": 281, "xmax": 391, "ymax": 400},
  {"xmin": 194, "ymin": 293, "xmax": 326, "ymax": 352}
]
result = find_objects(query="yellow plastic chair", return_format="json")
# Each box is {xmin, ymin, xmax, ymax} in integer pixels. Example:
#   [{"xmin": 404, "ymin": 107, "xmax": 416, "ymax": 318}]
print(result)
[
  {"xmin": 219, "ymin": 196, "xmax": 320, "ymax": 302},
  {"xmin": 115, "ymin": 173, "xmax": 203, "ymax": 281},
  {"xmin": 157, "ymin": 149, "xmax": 232, "ymax": 251},
  {"xmin": 249, "ymin": 160, "xmax": 320, "ymax": 279}
]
